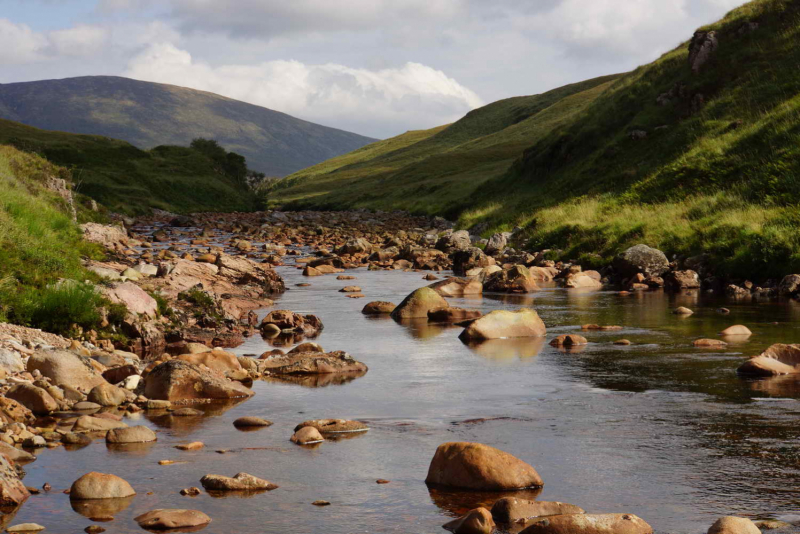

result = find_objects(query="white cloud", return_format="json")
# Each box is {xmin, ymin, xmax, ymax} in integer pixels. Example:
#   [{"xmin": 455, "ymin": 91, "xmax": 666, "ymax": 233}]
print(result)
[
  {"xmin": 0, "ymin": 19, "xmax": 48, "ymax": 65},
  {"xmin": 123, "ymin": 42, "xmax": 483, "ymax": 138},
  {"xmin": 49, "ymin": 25, "xmax": 110, "ymax": 57}
]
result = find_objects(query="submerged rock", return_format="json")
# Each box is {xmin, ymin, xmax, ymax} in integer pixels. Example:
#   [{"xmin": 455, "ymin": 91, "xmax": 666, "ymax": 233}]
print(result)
[
  {"xmin": 362, "ymin": 301, "xmax": 396, "ymax": 315},
  {"xmin": 294, "ymin": 419, "xmax": 368, "ymax": 434},
  {"xmin": 520, "ymin": 513, "xmax": 652, "ymax": 534},
  {"xmin": 134, "ymin": 509, "xmax": 211, "ymax": 530},
  {"xmin": 549, "ymin": 335, "xmax": 588, "ymax": 347},
  {"xmin": 720, "ymin": 325, "xmax": 752, "ymax": 336},
  {"xmin": 425, "ymin": 442, "xmax": 543, "ymax": 490},
  {"xmin": 443, "ymin": 507, "xmax": 495, "ymax": 534},
  {"xmin": 200, "ymin": 472, "xmax": 277, "ymax": 491},
  {"xmin": 233, "ymin": 416, "xmax": 272, "ymax": 428},
  {"xmin": 291, "ymin": 426, "xmax": 324, "ymax": 445},
  {"xmin": 260, "ymin": 350, "xmax": 367, "ymax": 376},
  {"xmin": 707, "ymin": 516, "xmax": 761, "ymax": 534},
  {"xmin": 106, "ymin": 426, "xmax": 157, "ymax": 444},
  {"xmin": 491, "ymin": 498, "xmax": 584, "ymax": 523},
  {"xmin": 459, "ymin": 309, "xmax": 546, "ymax": 341}
]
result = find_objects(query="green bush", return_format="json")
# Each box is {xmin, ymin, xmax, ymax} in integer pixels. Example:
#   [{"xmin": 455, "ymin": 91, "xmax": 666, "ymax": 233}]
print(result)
[{"xmin": 6, "ymin": 282, "xmax": 103, "ymax": 337}]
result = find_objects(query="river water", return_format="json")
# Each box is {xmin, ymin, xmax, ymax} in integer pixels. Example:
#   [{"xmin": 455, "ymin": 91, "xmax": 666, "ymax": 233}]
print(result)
[{"xmin": 12, "ymin": 259, "xmax": 800, "ymax": 533}]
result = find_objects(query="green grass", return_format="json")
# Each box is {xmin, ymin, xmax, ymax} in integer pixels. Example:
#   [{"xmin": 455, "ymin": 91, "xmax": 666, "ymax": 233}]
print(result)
[
  {"xmin": 0, "ymin": 119, "xmax": 258, "ymax": 215},
  {"xmin": 267, "ymin": 74, "xmax": 620, "ymax": 218},
  {"xmin": 269, "ymin": 0, "xmax": 800, "ymax": 279},
  {"xmin": 0, "ymin": 145, "xmax": 127, "ymax": 336}
]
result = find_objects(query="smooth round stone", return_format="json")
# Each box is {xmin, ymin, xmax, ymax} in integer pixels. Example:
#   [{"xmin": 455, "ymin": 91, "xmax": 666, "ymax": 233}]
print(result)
[{"xmin": 233, "ymin": 416, "xmax": 273, "ymax": 428}]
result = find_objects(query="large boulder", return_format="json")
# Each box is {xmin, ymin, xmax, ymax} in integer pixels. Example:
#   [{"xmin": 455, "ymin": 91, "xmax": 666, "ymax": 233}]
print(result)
[
  {"xmin": 738, "ymin": 344, "xmax": 800, "ymax": 376},
  {"xmin": 459, "ymin": 309, "xmax": 546, "ymax": 341},
  {"xmin": 452, "ymin": 248, "xmax": 494, "ymax": 276},
  {"xmin": 436, "ymin": 230, "xmax": 471, "ymax": 254},
  {"xmin": 707, "ymin": 517, "xmax": 761, "ymax": 534},
  {"xmin": 87, "ymin": 383, "xmax": 128, "ymax": 407},
  {"xmin": 520, "ymin": 513, "xmax": 652, "ymax": 534},
  {"xmin": 391, "ymin": 287, "xmax": 449, "ymax": 320},
  {"xmin": 665, "ymin": 270, "xmax": 701, "ymax": 290},
  {"xmin": 216, "ymin": 254, "xmax": 285, "ymax": 293},
  {"xmin": 143, "ymin": 360, "xmax": 254, "ymax": 402},
  {"xmin": 0, "ymin": 349, "xmax": 24, "ymax": 374},
  {"xmin": 103, "ymin": 282, "xmax": 158, "ymax": 318},
  {"xmin": 27, "ymin": 350, "xmax": 107, "ymax": 392},
  {"xmin": 484, "ymin": 233, "xmax": 508, "ymax": 256},
  {"xmin": 0, "ymin": 398, "xmax": 35, "ymax": 425},
  {"xmin": 425, "ymin": 442, "xmax": 543, "ymax": 490},
  {"xmin": 778, "ymin": 274, "xmax": 800, "ymax": 297},
  {"xmin": 80, "ymin": 223, "xmax": 128, "ymax": 250},
  {"xmin": 337, "ymin": 238, "xmax": 373, "ymax": 255},
  {"xmin": 70, "ymin": 472, "xmax": 135, "ymax": 500},
  {"xmin": 428, "ymin": 278, "xmax": 482, "ymax": 297},
  {"xmin": 484, "ymin": 265, "xmax": 538, "ymax": 293},
  {"xmin": 491, "ymin": 498, "xmax": 584, "ymax": 523},
  {"xmin": 177, "ymin": 349, "xmax": 242, "ymax": 374},
  {"xmin": 0, "ymin": 454, "xmax": 30, "ymax": 508},
  {"xmin": 614, "ymin": 245, "xmax": 669, "ymax": 278},
  {"xmin": 5, "ymin": 384, "xmax": 58, "ymax": 415}
]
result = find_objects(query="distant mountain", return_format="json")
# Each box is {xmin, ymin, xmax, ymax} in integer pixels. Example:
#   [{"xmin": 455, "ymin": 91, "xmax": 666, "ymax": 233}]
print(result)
[{"xmin": 0, "ymin": 76, "xmax": 376, "ymax": 176}]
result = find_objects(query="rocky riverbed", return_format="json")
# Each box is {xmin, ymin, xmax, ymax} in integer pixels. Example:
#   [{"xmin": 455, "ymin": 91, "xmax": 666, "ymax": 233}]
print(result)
[{"xmin": 1, "ymin": 210, "xmax": 800, "ymax": 533}]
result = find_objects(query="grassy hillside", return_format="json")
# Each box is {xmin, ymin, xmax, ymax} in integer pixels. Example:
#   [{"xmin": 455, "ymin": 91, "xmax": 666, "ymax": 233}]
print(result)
[
  {"xmin": 268, "ymin": 74, "xmax": 621, "ymax": 216},
  {"xmin": 0, "ymin": 146, "xmax": 113, "ymax": 335},
  {"xmin": 271, "ymin": 0, "xmax": 800, "ymax": 279},
  {"xmin": 0, "ymin": 76, "xmax": 375, "ymax": 177},
  {"xmin": 0, "ymin": 118, "xmax": 257, "ymax": 215}
]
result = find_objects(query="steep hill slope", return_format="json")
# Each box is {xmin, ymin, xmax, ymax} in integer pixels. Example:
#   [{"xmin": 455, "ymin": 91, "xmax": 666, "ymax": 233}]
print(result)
[
  {"xmin": 0, "ymin": 118, "xmax": 257, "ymax": 214},
  {"xmin": 271, "ymin": 0, "xmax": 800, "ymax": 278},
  {"xmin": 269, "ymin": 74, "xmax": 620, "ymax": 215},
  {"xmin": 0, "ymin": 76, "xmax": 376, "ymax": 176}
]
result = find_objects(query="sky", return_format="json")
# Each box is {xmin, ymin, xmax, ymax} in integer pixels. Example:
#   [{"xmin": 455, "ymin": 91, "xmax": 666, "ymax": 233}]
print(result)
[{"xmin": 0, "ymin": 0, "xmax": 747, "ymax": 139}]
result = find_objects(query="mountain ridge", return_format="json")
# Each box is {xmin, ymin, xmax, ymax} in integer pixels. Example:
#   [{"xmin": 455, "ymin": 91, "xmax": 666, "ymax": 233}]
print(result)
[{"xmin": 0, "ymin": 75, "xmax": 376, "ymax": 177}]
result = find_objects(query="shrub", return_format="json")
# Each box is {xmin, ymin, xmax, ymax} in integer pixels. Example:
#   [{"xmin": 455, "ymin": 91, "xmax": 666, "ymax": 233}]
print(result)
[{"xmin": 9, "ymin": 282, "xmax": 103, "ymax": 337}]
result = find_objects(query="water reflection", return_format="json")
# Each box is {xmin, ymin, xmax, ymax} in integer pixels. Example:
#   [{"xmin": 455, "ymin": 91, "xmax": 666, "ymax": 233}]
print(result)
[
  {"xmin": 463, "ymin": 337, "xmax": 545, "ymax": 361},
  {"xmin": 261, "ymin": 372, "xmax": 367, "ymax": 388},
  {"xmin": 427, "ymin": 486, "xmax": 543, "ymax": 517},
  {"xmin": 746, "ymin": 375, "xmax": 800, "ymax": 397},
  {"xmin": 394, "ymin": 318, "xmax": 451, "ymax": 340},
  {"xmin": 105, "ymin": 442, "xmax": 156, "ymax": 456},
  {"xmin": 70, "ymin": 496, "xmax": 133, "ymax": 521}
]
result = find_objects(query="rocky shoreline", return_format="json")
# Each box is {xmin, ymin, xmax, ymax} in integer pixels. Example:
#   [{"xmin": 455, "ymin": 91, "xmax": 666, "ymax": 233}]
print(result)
[{"xmin": 0, "ymin": 209, "xmax": 797, "ymax": 533}]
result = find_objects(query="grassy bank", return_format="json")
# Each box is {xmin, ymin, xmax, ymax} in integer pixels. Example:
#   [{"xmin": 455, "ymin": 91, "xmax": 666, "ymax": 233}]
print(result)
[
  {"xmin": 268, "ymin": 0, "xmax": 800, "ymax": 279},
  {"xmin": 0, "ymin": 145, "xmax": 121, "ymax": 336},
  {"xmin": 0, "ymin": 118, "xmax": 258, "ymax": 215}
]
